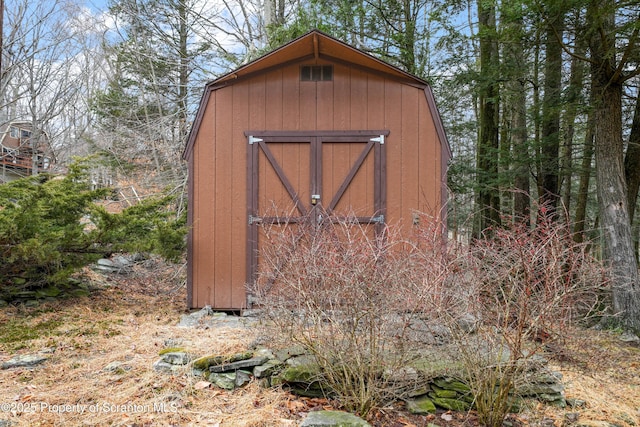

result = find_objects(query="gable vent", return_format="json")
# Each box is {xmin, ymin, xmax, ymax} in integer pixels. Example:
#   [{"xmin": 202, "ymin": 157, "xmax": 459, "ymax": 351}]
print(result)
[{"xmin": 300, "ymin": 65, "xmax": 333, "ymax": 81}]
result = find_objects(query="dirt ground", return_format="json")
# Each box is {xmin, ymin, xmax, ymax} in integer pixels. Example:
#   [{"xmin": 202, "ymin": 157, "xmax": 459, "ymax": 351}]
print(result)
[{"xmin": 0, "ymin": 259, "xmax": 638, "ymax": 427}]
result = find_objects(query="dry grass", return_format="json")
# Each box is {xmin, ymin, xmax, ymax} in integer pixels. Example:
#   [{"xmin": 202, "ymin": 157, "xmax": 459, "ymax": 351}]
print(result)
[
  {"xmin": 0, "ymin": 260, "xmax": 293, "ymax": 427},
  {"xmin": 540, "ymin": 328, "xmax": 640, "ymax": 427},
  {"xmin": 0, "ymin": 259, "xmax": 638, "ymax": 427}
]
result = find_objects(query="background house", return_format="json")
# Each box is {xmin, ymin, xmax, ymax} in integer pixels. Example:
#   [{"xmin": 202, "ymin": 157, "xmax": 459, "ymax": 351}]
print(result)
[
  {"xmin": 0, "ymin": 120, "xmax": 54, "ymax": 183},
  {"xmin": 183, "ymin": 30, "xmax": 451, "ymax": 310}
]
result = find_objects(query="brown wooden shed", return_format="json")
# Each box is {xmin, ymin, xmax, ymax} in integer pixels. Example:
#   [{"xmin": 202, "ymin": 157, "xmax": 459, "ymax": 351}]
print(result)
[{"xmin": 183, "ymin": 30, "xmax": 451, "ymax": 310}]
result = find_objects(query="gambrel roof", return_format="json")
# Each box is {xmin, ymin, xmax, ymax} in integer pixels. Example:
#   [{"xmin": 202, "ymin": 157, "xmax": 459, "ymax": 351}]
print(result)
[{"xmin": 183, "ymin": 29, "xmax": 450, "ymax": 161}]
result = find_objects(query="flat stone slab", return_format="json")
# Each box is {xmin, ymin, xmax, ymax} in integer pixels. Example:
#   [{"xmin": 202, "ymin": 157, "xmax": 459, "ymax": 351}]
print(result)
[
  {"xmin": 300, "ymin": 410, "xmax": 371, "ymax": 427},
  {"xmin": 209, "ymin": 356, "xmax": 269, "ymax": 373},
  {"xmin": 406, "ymin": 396, "xmax": 437, "ymax": 414},
  {"xmin": 177, "ymin": 306, "xmax": 256, "ymax": 329},
  {"xmin": 1, "ymin": 354, "xmax": 49, "ymax": 369}
]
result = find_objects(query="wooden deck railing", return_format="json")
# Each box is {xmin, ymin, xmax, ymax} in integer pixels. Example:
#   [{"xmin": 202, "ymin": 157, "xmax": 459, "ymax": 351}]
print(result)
[{"xmin": 0, "ymin": 152, "xmax": 49, "ymax": 172}]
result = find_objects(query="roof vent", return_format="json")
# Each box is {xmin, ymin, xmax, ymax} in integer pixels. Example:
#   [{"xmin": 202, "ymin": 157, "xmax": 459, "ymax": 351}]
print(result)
[{"xmin": 300, "ymin": 65, "xmax": 333, "ymax": 81}]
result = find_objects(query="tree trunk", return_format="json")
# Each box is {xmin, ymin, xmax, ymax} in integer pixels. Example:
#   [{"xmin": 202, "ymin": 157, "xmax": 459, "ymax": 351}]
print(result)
[
  {"xmin": 539, "ymin": 13, "xmax": 564, "ymax": 215},
  {"xmin": 561, "ymin": 25, "xmax": 586, "ymax": 214},
  {"xmin": 501, "ymin": 1, "xmax": 529, "ymax": 222},
  {"xmin": 624, "ymin": 94, "xmax": 640, "ymax": 223},
  {"xmin": 178, "ymin": 0, "xmax": 189, "ymax": 143},
  {"xmin": 473, "ymin": 0, "xmax": 501, "ymax": 237},
  {"xmin": 624, "ymin": 93, "xmax": 640, "ymax": 262},
  {"xmin": 593, "ymin": 78, "xmax": 640, "ymax": 332},
  {"xmin": 512, "ymin": 82, "xmax": 529, "ymax": 222},
  {"xmin": 589, "ymin": 0, "xmax": 640, "ymax": 333},
  {"xmin": 572, "ymin": 114, "xmax": 594, "ymax": 243}
]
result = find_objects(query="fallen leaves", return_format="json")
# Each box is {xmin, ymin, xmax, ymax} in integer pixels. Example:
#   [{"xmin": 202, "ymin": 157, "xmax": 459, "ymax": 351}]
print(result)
[{"xmin": 193, "ymin": 380, "xmax": 211, "ymax": 390}]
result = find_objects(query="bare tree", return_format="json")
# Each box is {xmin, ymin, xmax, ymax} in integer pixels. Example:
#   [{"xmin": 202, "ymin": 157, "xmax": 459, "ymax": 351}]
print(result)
[{"xmin": 1, "ymin": 0, "xmax": 86, "ymax": 173}]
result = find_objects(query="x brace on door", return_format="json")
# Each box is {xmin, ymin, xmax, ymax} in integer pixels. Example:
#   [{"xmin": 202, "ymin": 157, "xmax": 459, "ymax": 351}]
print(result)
[{"xmin": 244, "ymin": 130, "xmax": 389, "ymax": 294}]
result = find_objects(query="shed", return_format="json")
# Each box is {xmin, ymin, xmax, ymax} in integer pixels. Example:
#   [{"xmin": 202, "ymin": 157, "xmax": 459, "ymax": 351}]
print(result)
[{"xmin": 183, "ymin": 30, "xmax": 451, "ymax": 310}]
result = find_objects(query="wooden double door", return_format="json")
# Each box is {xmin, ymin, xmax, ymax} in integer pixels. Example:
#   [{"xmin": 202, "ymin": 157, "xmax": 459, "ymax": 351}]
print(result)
[{"xmin": 245, "ymin": 130, "xmax": 389, "ymax": 291}]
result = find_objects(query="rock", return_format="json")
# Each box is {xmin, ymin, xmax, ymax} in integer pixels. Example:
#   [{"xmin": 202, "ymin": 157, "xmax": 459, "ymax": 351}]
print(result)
[
  {"xmin": 159, "ymin": 346, "xmax": 185, "ymax": 354},
  {"xmin": 35, "ymin": 286, "xmax": 61, "ymax": 298},
  {"xmin": 539, "ymin": 394, "xmax": 566, "ymax": 407},
  {"xmin": 299, "ymin": 410, "xmax": 371, "ymax": 427},
  {"xmin": 191, "ymin": 351, "xmax": 253, "ymax": 370},
  {"xmin": 427, "ymin": 324, "xmax": 452, "ymax": 342},
  {"xmin": 518, "ymin": 382, "xmax": 564, "ymax": 396},
  {"xmin": 457, "ymin": 313, "xmax": 480, "ymax": 333},
  {"xmin": 253, "ymin": 359, "xmax": 283, "ymax": 378},
  {"xmin": 68, "ymin": 289, "xmax": 90, "ymax": 297},
  {"xmin": 406, "ymin": 396, "xmax": 437, "ymax": 414},
  {"xmin": 383, "ymin": 366, "xmax": 419, "ymax": 382},
  {"xmin": 433, "ymin": 377, "xmax": 471, "ymax": 393},
  {"xmin": 0, "ymin": 420, "xmax": 14, "ymax": 427},
  {"xmin": 160, "ymin": 352, "xmax": 192, "ymax": 365},
  {"xmin": 524, "ymin": 370, "xmax": 563, "ymax": 384},
  {"xmin": 254, "ymin": 348, "xmax": 276, "ymax": 359},
  {"xmin": 431, "ymin": 396, "xmax": 471, "ymax": 411},
  {"xmin": 619, "ymin": 332, "xmax": 640, "ymax": 344},
  {"xmin": 95, "ymin": 259, "xmax": 119, "ymax": 273},
  {"xmin": 565, "ymin": 413, "xmax": 580, "ymax": 423},
  {"xmin": 566, "ymin": 398, "xmax": 587, "ymax": 408},
  {"xmin": 209, "ymin": 356, "xmax": 269, "ymax": 373},
  {"xmin": 279, "ymin": 363, "xmax": 321, "ymax": 383},
  {"xmin": 429, "ymin": 388, "xmax": 458, "ymax": 399},
  {"xmin": 163, "ymin": 338, "xmax": 184, "ymax": 348},
  {"xmin": 153, "ymin": 359, "xmax": 183, "ymax": 373},
  {"xmin": 274, "ymin": 345, "xmax": 307, "ymax": 362},
  {"xmin": 540, "ymin": 418, "xmax": 556, "ymax": 427},
  {"xmin": 1, "ymin": 354, "xmax": 48, "ymax": 369},
  {"xmin": 103, "ymin": 361, "xmax": 131, "ymax": 373},
  {"xmin": 286, "ymin": 354, "xmax": 317, "ymax": 367},
  {"xmin": 208, "ymin": 372, "xmax": 236, "ymax": 390},
  {"xmin": 95, "ymin": 256, "xmax": 132, "ymax": 274},
  {"xmin": 177, "ymin": 305, "xmax": 219, "ymax": 327},
  {"xmin": 407, "ymin": 386, "xmax": 431, "ymax": 397},
  {"xmin": 288, "ymin": 385, "xmax": 328, "ymax": 398},
  {"xmin": 113, "ymin": 255, "xmax": 132, "ymax": 270},
  {"xmin": 235, "ymin": 370, "xmax": 252, "ymax": 387},
  {"xmin": 241, "ymin": 309, "xmax": 262, "ymax": 317}
]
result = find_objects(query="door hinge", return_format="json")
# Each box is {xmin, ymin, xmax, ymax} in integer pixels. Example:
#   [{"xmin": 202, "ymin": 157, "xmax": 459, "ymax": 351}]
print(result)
[
  {"xmin": 371, "ymin": 214, "xmax": 385, "ymax": 223},
  {"xmin": 370, "ymin": 135, "xmax": 385, "ymax": 144},
  {"xmin": 248, "ymin": 215, "xmax": 263, "ymax": 225},
  {"xmin": 248, "ymin": 136, "xmax": 263, "ymax": 145}
]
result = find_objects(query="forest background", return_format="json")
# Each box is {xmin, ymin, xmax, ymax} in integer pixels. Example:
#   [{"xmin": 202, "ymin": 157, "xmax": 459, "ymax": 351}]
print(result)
[{"xmin": 0, "ymin": 0, "xmax": 639, "ymax": 332}]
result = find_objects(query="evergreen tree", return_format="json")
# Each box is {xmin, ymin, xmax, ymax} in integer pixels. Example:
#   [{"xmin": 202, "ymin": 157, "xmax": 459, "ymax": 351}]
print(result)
[
  {"xmin": 0, "ymin": 160, "xmax": 185, "ymax": 302},
  {"xmin": 586, "ymin": 0, "xmax": 640, "ymax": 332}
]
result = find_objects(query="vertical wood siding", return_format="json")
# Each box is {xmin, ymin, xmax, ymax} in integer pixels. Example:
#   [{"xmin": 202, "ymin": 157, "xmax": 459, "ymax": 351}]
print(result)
[{"xmin": 189, "ymin": 60, "xmax": 443, "ymax": 309}]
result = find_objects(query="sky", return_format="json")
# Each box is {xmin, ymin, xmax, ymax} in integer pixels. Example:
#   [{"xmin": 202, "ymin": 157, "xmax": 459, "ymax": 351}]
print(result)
[{"xmin": 84, "ymin": 0, "xmax": 108, "ymax": 13}]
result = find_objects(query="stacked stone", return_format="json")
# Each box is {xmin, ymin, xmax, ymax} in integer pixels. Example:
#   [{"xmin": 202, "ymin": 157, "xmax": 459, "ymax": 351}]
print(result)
[
  {"xmin": 517, "ymin": 370, "xmax": 566, "ymax": 407},
  {"xmin": 152, "ymin": 345, "xmax": 565, "ymax": 413},
  {"xmin": 405, "ymin": 377, "xmax": 473, "ymax": 414}
]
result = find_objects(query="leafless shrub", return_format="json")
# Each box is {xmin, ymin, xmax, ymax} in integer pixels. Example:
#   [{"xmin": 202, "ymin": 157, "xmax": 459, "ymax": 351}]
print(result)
[
  {"xmin": 440, "ymin": 211, "xmax": 608, "ymax": 427},
  {"xmin": 252, "ymin": 210, "xmax": 451, "ymax": 415},
  {"xmin": 251, "ymin": 208, "xmax": 608, "ymax": 422}
]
